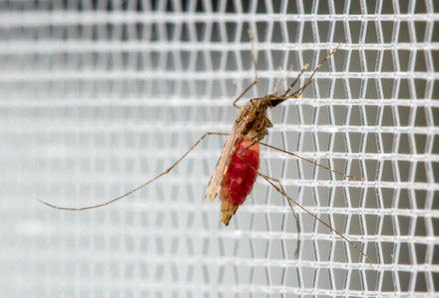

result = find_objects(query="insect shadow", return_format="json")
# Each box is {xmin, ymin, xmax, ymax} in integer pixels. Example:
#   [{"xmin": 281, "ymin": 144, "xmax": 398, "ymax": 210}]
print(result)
[{"xmin": 38, "ymin": 30, "xmax": 374, "ymax": 269}]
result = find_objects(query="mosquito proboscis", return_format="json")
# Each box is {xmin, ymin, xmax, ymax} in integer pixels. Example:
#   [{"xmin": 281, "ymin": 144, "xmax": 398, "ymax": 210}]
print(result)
[{"xmin": 38, "ymin": 30, "xmax": 374, "ymax": 270}]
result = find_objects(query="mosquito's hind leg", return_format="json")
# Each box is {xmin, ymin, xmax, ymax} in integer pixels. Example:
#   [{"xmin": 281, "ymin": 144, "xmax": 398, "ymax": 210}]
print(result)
[
  {"xmin": 264, "ymin": 174, "xmax": 301, "ymax": 259},
  {"xmin": 38, "ymin": 132, "xmax": 229, "ymax": 211},
  {"xmin": 236, "ymin": 142, "xmax": 374, "ymax": 269},
  {"xmin": 233, "ymin": 29, "xmax": 259, "ymax": 109},
  {"xmin": 257, "ymin": 170, "xmax": 374, "ymax": 269}
]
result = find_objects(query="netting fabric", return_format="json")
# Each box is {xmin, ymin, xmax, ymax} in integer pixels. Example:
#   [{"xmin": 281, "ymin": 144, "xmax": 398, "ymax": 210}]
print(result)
[{"xmin": 0, "ymin": 0, "xmax": 438, "ymax": 297}]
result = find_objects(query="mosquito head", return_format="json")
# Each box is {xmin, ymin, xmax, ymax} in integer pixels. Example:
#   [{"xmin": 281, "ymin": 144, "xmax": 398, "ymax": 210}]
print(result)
[{"xmin": 265, "ymin": 94, "xmax": 286, "ymax": 108}]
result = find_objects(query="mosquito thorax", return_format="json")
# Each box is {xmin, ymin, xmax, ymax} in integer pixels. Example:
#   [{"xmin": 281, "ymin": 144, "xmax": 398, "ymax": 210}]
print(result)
[{"xmin": 234, "ymin": 99, "xmax": 272, "ymax": 141}]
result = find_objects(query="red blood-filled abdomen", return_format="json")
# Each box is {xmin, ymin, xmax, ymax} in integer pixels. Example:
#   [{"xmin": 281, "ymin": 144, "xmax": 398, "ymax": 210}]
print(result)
[{"xmin": 220, "ymin": 137, "xmax": 260, "ymax": 206}]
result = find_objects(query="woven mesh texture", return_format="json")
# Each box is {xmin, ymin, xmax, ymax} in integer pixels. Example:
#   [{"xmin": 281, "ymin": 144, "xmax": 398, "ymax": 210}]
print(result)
[{"xmin": 1, "ymin": 0, "xmax": 438, "ymax": 297}]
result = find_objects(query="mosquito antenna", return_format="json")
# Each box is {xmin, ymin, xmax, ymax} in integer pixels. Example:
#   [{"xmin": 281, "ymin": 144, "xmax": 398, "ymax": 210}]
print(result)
[
  {"xmin": 279, "ymin": 63, "xmax": 309, "ymax": 98},
  {"xmin": 288, "ymin": 42, "xmax": 342, "ymax": 98},
  {"xmin": 272, "ymin": 65, "xmax": 293, "ymax": 96},
  {"xmin": 268, "ymin": 64, "xmax": 310, "ymax": 107}
]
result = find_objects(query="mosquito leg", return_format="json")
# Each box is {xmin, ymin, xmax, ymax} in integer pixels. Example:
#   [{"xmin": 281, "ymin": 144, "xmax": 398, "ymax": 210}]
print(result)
[
  {"xmin": 258, "ymin": 142, "xmax": 365, "ymax": 180},
  {"xmin": 257, "ymin": 170, "xmax": 374, "ymax": 270},
  {"xmin": 236, "ymin": 139, "xmax": 301, "ymax": 257},
  {"xmin": 264, "ymin": 174, "xmax": 301, "ymax": 259},
  {"xmin": 236, "ymin": 144, "xmax": 374, "ymax": 270},
  {"xmin": 233, "ymin": 29, "xmax": 259, "ymax": 109},
  {"xmin": 38, "ymin": 132, "xmax": 229, "ymax": 211},
  {"xmin": 239, "ymin": 127, "xmax": 364, "ymax": 180},
  {"xmin": 239, "ymin": 135, "xmax": 364, "ymax": 180}
]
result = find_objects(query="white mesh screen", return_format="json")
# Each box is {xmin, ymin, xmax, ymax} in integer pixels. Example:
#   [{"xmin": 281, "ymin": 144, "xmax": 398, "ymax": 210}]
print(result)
[{"xmin": 1, "ymin": 0, "xmax": 438, "ymax": 297}]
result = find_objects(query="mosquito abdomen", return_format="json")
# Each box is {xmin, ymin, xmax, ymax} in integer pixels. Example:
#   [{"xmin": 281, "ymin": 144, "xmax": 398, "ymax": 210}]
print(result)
[{"xmin": 219, "ymin": 136, "xmax": 260, "ymax": 226}]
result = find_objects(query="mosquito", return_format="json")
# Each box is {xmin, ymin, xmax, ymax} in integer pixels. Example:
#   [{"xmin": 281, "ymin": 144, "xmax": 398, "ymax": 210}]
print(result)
[{"xmin": 38, "ymin": 30, "xmax": 373, "ymax": 269}]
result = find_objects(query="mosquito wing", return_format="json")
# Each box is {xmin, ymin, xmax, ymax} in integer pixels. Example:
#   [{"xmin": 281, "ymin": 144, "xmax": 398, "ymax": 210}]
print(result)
[{"xmin": 204, "ymin": 124, "xmax": 243, "ymax": 202}]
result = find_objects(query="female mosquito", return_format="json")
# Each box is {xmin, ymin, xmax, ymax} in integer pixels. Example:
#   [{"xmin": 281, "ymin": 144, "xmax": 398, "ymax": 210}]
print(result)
[{"xmin": 39, "ymin": 30, "xmax": 373, "ymax": 269}]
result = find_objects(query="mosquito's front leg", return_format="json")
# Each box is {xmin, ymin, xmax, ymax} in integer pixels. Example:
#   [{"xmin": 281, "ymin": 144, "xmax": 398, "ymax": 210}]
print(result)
[
  {"xmin": 38, "ymin": 132, "xmax": 229, "ymax": 211},
  {"xmin": 233, "ymin": 29, "xmax": 259, "ymax": 109}
]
